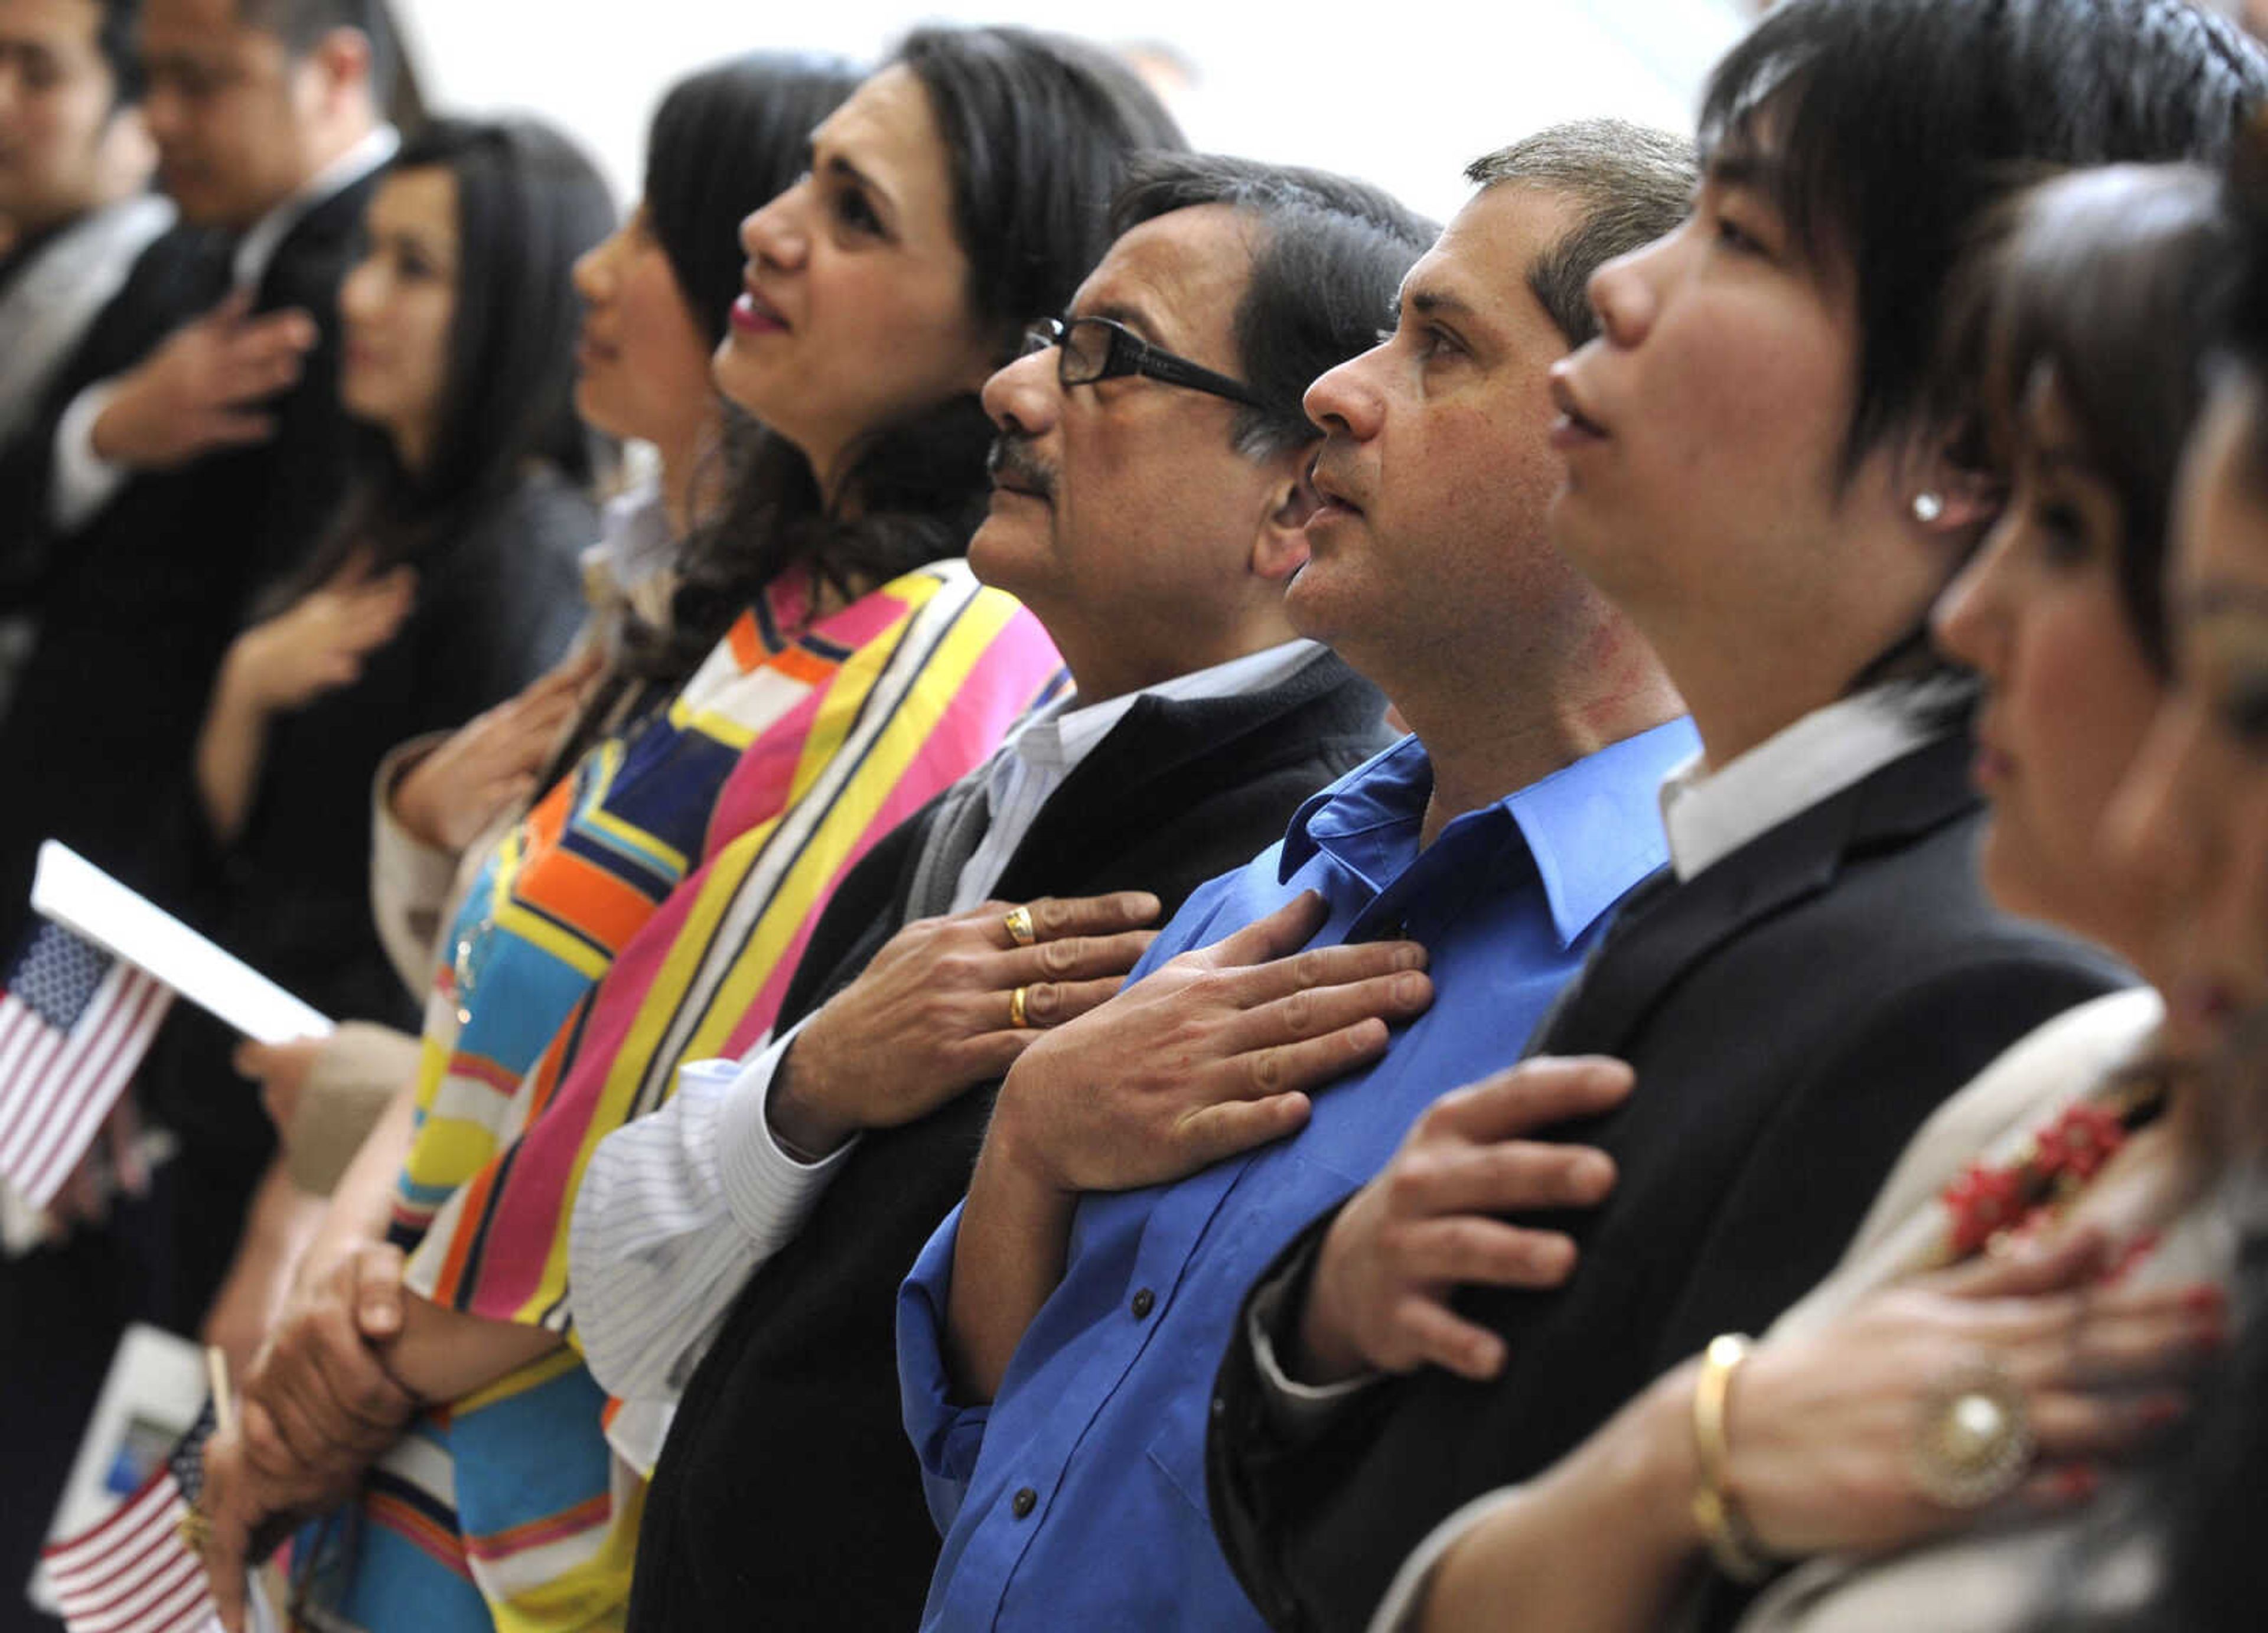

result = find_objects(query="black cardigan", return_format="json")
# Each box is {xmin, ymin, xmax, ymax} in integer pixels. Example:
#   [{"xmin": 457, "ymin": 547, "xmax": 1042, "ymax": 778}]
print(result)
[
  {"xmin": 627, "ymin": 651, "xmax": 1393, "ymax": 1633},
  {"xmin": 138, "ymin": 467, "xmax": 592, "ymax": 1162},
  {"xmin": 1207, "ymin": 731, "xmax": 2135, "ymax": 1633}
]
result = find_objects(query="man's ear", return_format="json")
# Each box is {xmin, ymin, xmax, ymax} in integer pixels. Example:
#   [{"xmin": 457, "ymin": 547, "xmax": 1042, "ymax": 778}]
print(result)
[
  {"xmin": 307, "ymin": 27, "xmax": 374, "ymax": 105},
  {"xmin": 1252, "ymin": 452, "xmax": 1318, "ymax": 584}
]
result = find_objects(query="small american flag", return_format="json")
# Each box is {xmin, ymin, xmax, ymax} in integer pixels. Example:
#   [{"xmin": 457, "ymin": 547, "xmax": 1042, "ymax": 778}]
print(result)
[
  {"xmin": 40, "ymin": 1459, "xmax": 219, "ymax": 1633},
  {"xmin": 0, "ymin": 922, "xmax": 172, "ymax": 1209}
]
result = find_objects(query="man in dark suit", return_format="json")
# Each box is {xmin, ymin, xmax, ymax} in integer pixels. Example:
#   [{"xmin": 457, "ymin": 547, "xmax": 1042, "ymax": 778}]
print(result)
[
  {"xmin": 0, "ymin": 0, "xmax": 395, "ymax": 948},
  {"xmin": 1203, "ymin": 5, "xmax": 2264, "ymax": 1629},
  {"xmin": 0, "ymin": 0, "xmax": 171, "ymax": 710},
  {"xmin": 0, "ymin": 1, "xmax": 394, "ymax": 1618}
]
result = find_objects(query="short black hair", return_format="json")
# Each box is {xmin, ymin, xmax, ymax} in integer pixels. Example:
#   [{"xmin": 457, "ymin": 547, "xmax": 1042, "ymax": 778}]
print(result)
[
  {"xmin": 1959, "ymin": 165, "xmax": 2234, "ymax": 672},
  {"xmin": 895, "ymin": 25, "xmax": 1187, "ymax": 358},
  {"xmin": 235, "ymin": 0, "xmax": 393, "ymax": 96},
  {"xmin": 96, "ymin": 0, "xmax": 142, "ymax": 104},
  {"xmin": 643, "ymin": 53, "xmax": 861, "ymax": 348},
  {"xmin": 1465, "ymin": 119, "xmax": 1697, "ymax": 347},
  {"xmin": 1110, "ymin": 152, "xmax": 1437, "ymax": 458},
  {"xmin": 1701, "ymin": 0, "xmax": 2268, "ymax": 468}
]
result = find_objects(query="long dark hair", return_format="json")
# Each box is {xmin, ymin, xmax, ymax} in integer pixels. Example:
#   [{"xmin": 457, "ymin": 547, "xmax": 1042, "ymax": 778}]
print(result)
[
  {"xmin": 644, "ymin": 53, "xmax": 862, "ymax": 348},
  {"xmin": 279, "ymin": 116, "xmax": 615, "ymax": 602},
  {"xmin": 2082, "ymin": 129, "xmax": 2268, "ymax": 1633},
  {"xmin": 646, "ymin": 26, "xmax": 1187, "ymax": 682},
  {"xmin": 1948, "ymin": 164, "xmax": 2237, "ymax": 674}
]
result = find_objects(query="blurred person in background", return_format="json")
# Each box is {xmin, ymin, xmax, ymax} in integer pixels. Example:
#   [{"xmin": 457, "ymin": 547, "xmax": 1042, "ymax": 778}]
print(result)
[
  {"xmin": 230, "ymin": 49, "xmax": 859, "ymax": 1210},
  {"xmin": 0, "ymin": 1, "xmax": 398, "ymax": 1619},
  {"xmin": 0, "ymin": 0, "xmax": 399, "ymax": 950},
  {"xmin": 190, "ymin": 28, "xmax": 1179, "ymax": 1633},
  {"xmin": 172, "ymin": 112, "xmax": 612, "ymax": 1381},
  {"xmin": 0, "ymin": 0, "xmax": 168, "ymax": 715}
]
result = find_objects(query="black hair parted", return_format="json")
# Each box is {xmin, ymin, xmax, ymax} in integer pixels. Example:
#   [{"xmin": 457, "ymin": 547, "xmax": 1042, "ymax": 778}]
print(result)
[
  {"xmin": 1959, "ymin": 165, "xmax": 2234, "ymax": 673},
  {"xmin": 643, "ymin": 53, "xmax": 861, "ymax": 348},
  {"xmin": 895, "ymin": 24, "xmax": 1188, "ymax": 358},
  {"xmin": 404, "ymin": 117, "xmax": 615, "ymax": 521},
  {"xmin": 1700, "ymin": 0, "xmax": 2268, "ymax": 469},
  {"xmin": 1110, "ymin": 151, "xmax": 1438, "ymax": 459},
  {"xmin": 279, "ymin": 115, "xmax": 614, "ymax": 601}
]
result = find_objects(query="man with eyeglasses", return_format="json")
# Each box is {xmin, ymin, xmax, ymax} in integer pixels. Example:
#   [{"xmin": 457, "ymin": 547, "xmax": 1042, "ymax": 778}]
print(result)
[
  {"xmin": 507, "ymin": 152, "xmax": 1416, "ymax": 1632},
  {"xmin": 878, "ymin": 122, "xmax": 1698, "ymax": 1632}
]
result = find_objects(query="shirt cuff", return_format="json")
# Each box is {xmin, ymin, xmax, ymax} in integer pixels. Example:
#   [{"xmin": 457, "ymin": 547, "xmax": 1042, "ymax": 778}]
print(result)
[
  {"xmin": 369, "ymin": 734, "xmax": 460, "ymax": 993},
  {"xmin": 1246, "ymin": 1240, "xmax": 1381, "ymax": 1438},
  {"xmin": 52, "ymin": 380, "xmax": 127, "ymax": 532},
  {"xmin": 713, "ymin": 1019, "xmax": 858, "ymax": 1242}
]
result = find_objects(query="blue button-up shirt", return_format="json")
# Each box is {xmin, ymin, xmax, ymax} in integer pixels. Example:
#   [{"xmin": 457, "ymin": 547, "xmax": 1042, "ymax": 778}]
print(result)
[{"xmin": 897, "ymin": 719, "xmax": 1697, "ymax": 1631}]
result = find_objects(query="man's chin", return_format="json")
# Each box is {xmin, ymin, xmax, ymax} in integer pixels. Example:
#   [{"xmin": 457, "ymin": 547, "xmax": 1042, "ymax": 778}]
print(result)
[{"xmin": 966, "ymin": 513, "xmax": 1050, "ymax": 595}]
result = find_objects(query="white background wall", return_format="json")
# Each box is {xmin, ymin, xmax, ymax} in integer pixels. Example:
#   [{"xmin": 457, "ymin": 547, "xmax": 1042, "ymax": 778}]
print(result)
[{"xmin": 388, "ymin": 1, "xmax": 1745, "ymax": 224}]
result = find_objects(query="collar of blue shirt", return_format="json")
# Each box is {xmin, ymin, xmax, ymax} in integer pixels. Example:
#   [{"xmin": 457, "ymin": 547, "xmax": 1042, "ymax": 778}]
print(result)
[{"xmin": 1279, "ymin": 718, "xmax": 1701, "ymax": 949}]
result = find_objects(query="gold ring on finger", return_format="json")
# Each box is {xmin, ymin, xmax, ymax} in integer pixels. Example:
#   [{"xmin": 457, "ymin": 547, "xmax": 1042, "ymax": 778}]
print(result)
[
  {"xmin": 177, "ymin": 1504, "xmax": 213, "ymax": 1553},
  {"xmin": 1009, "ymin": 985, "xmax": 1032, "ymax": 1029},
  {"xmin": 1911, "ymin": 1359, "xmax": 2035, "ymax": 1508},
  {"xmin": 1003, "ymin": 905, "xmax": 1037, "ymax": 947}
]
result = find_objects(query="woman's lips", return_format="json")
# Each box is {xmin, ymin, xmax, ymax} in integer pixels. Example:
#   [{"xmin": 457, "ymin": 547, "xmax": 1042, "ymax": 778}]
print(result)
[{"xmin": 731, "ymin": 288, "xmax": 787, "ymax": 335}]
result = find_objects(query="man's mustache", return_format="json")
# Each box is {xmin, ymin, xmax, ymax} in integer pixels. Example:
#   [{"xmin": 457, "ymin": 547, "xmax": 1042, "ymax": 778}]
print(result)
[{"xmin": 987, "ymin": 436, "xmax": 1057, "ymax": 501}]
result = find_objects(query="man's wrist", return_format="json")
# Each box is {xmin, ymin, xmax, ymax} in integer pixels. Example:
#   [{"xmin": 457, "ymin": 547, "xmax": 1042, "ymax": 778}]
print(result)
[
  {"xmin": 766, "ymin": 1031, "xmax": 855, "ymax": 1159},
  {"xmin": 1291, "ymin": 1219, "xmax": 1368, "ymax": 1384}
]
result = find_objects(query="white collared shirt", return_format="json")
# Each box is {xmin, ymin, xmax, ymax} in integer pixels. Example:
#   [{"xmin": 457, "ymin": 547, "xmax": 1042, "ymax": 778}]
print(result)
[
  {"xmin": 568, "ymin": 637, "xmax": 1331, "ymax": 1472},
  {"xmin": 51, "ymin": 125, "xmax": 402, "ymax": 533},
  {"xmin": 1657, "ymin": 680, "xmax": 1963, "ymax": 882},
  {"xmin": 949, "ymin": 639, "xmax": 1325, "ymax": 912}
]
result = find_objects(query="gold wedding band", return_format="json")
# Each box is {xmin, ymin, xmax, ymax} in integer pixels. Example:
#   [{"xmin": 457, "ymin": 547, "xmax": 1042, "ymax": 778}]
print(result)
[
  {"xmin": 177, "ymin": 1504, "xmax": 213, "ymax": 1553},
  {"xmin": 1003, "ymin": 905, "xmax": 1037, "ymax": 947},
  {"xmin": 1009, "ymin": 985, "xmax": 1032, "ymax": 1029}
]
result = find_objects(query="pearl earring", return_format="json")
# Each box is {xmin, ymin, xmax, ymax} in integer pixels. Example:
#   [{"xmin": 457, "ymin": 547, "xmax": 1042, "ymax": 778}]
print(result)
[{"xmin": 1912, "ymin": 491, "xmax": 1946, "ymax": 524}]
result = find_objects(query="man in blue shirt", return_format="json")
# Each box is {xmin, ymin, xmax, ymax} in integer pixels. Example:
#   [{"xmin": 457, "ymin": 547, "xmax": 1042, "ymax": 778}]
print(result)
[{"xmin": 897, "ymin": 121, "xmax": 1701, "ymax": 1630}]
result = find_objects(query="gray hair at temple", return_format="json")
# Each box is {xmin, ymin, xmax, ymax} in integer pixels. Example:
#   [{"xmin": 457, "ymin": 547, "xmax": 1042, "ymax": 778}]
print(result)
[{"xmin": 1466, "ymin": 119, "xmax": 1697, "ymax": 346}]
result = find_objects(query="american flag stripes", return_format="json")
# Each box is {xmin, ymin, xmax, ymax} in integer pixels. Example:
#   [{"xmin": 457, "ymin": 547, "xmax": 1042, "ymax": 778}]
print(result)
[
  {"xmin": 39, "ymin": 1462, "xmax": 220, "ymax": 1633},
  {"xmin": 0, "ymin": 922, "xmax": 172, "ymax": 1209}
]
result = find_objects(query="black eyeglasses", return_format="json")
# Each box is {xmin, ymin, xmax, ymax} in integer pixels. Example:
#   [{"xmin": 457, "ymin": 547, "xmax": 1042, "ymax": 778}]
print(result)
[{"xmin": 1024, "ymin": 315, "xmax": 1270, "ymax": 409}]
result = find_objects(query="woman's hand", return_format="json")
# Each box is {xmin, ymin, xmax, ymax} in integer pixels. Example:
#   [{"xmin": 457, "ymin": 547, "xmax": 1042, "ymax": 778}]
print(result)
[
  {"xmin": 233, "ymin": 1036, "xmax": 325, "ymax": 1133},
  {"xmin": 1725, "ymin": 1227, "xmax": 2225, "ymax": 1558},
  {"xmin": 223, "ymin": 556, "xmax": 417, "ymax": 717},
  {"xmin": 390, "ymin": 644, "xmax": 603, "ymax": 852}
]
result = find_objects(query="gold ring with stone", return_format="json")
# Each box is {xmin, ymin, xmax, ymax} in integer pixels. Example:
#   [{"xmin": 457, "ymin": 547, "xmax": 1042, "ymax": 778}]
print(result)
[
  {"xmin": 1003, "ymin": 905, "xmax": 1037, "ymax": 947},
  {"xmin": 1009, "ymin": 986, "xmax": 1032, "ymax": 1029},
  {"xmin": 1911, "ymin": 1360, "xmax": 2035, "ymax": 1508}
]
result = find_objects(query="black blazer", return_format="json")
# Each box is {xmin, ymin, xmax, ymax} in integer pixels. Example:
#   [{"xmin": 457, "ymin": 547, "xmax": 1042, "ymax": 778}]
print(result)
[
  {"xmin": 0, "ymin": 171, "xmax": 383, "ymax": 952},
  {"xmin": 1208, "ymin": 731, "xmax": 2133, "ymax": 1633},
  {"xmin": 625, "ymin": 653, "xmax": 1393, "ymax": 1633}
]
